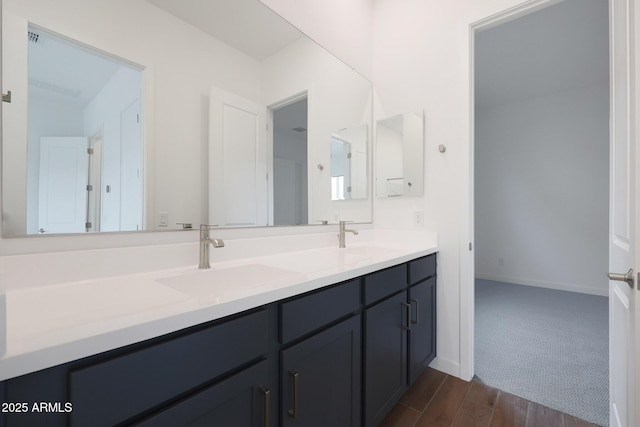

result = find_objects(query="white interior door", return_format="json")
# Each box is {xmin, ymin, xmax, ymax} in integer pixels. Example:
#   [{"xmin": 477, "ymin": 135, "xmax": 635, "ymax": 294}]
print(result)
[
  {"xmin": 209, "ymin": 87, "xmax": 268, "ymax": 227},
  {"xmin": 609, "ymin": 0, "xmax": 636, "ymax": 425},
  {"xmin": 38, "ymin": 137, "xmax": 88, "ymax": 234}
]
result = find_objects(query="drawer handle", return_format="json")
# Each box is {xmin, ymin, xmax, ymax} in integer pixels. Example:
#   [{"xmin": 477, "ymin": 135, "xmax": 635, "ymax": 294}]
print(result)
[
  {"xmin": 402, "ymin": 302, "xmax": 411, "ymax": 331},
  {"xmin": 411, "ymin": 298, "xmax": 419, "ymax": 325},
  {"xmin": 288, "ymin": 369, "xmax": 299, "ymax": 419},
  {"xmin": 260, "ymin": 386, "xmax": 270, "ymax": 427}
]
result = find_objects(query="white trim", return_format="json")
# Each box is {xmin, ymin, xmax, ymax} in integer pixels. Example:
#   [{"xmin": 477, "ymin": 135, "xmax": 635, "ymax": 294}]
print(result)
[
  {"xmin": 429, "ymin": 356, "xmax": 460, "ymax": 378},
  {"xmin": 475, "ymin": 274, "xmax": 609, "ymax": 297}
]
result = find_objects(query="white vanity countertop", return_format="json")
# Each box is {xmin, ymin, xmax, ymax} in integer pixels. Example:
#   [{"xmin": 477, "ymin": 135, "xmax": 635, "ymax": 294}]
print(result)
[{"xmin": 0, "ymin": 229, "xmax": 437, "ymax": 381}]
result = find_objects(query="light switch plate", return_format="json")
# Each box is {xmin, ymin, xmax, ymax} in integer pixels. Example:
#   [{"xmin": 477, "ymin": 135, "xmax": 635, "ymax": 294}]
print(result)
[{"xmin": 159, "ymin": 212, "xmax": 169, "ymax": 226}]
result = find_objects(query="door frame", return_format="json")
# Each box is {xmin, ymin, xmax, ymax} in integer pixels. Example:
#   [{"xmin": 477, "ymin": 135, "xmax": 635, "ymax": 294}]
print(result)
[{"xmin": 464, "ymin": 2, "xmax": 637, "ymax": 424}]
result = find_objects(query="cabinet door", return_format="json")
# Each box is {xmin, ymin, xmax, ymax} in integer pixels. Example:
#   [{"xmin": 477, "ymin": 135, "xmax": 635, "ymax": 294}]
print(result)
[
  {"xmin": 133, "ymin": 360, "xmax": 271, "ymax": 427},
  {"xmin": 364, "ymin": 291, "xmax": 408, "ymax": 427},
  {"xmin": 408, "ymin": 276, "xmax": 437, "ymax": 384},
  {"xmin": 282, "ymin": 315, "xmax": 361, "ymax": 427}
]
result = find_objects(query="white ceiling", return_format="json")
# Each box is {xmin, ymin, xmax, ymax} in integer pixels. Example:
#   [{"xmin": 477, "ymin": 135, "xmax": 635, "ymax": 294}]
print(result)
[
  {"xmin": 145, "ymin": 0, "xmax": 303, "ymax": 60},
  {"xmin": 474, "ymin": 0, "xmax": 609, "ymax": 109},
  {"xmin": 28, "ymin": 0, "xmax": 303, "ymax": 109}
]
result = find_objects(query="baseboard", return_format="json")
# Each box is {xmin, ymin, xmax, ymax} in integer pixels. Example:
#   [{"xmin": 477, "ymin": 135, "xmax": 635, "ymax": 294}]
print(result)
[
  {"xmin": 429, "ymin": 356, "xmax": 460, "ymax": 378},
  {"xmin": 475, "ymin": 273, "xmax": 608, "ymax": 297}
]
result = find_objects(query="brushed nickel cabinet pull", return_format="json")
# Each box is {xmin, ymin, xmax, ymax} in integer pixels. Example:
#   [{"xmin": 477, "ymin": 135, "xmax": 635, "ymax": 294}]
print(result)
[
  {"xmin": 287, "ymin": 369, "xmax": 299, "ymax": 419},
  {"xmin": 260, "ymin": 386, "xmax": 270, "ymax": 427},
  {"xmin": 402, "ymin": 302, "xmax": 411, "ymax": 331},
  {"xmin": 411, "ymin": 298, "xmax": 419, "ymax": 325}
]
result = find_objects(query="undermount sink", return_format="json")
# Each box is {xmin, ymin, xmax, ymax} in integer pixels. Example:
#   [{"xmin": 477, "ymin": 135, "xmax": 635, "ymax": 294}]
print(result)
[
  {"xmin": 332, "ymin": 245, "xmax": 402, "ymax": 258},
  {"xmin": 156, "ymin": 264, "xmax": 305, "ymax": 300}
]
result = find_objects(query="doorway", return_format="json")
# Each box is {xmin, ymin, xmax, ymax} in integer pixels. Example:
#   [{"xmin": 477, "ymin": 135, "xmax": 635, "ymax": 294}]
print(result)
[
  {"xmin": 270, "ymin": 96, "xmax": 309, "ymax": 226},
  {"xmin": 472, "ymin": 0, "xmax": 609, "ymax": 425}
]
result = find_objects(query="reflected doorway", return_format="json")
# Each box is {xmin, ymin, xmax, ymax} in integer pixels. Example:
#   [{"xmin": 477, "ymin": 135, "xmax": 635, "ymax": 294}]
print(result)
[{"xmin": 271, "ymin": 97, "xmax": 308, "ymax": 225}]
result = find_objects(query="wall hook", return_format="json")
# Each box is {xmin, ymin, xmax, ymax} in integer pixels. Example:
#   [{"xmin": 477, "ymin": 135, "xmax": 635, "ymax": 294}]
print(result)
[
  {"xmin": 2, "ymin": 91, "xmax": 11, "ymax": 103},
  {"xmin": 438, "ymin": 144, "xmax": 446, "ymax": 153},
  {"xmin": 317, "ymin": 164, "xmax": 324, "ymax": 171}
]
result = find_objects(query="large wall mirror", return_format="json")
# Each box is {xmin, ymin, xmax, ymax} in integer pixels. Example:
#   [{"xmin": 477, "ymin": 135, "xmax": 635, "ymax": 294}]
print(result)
[{"xmin": 1, "ymin": 0, "xmax": 372, "ymax": 237}]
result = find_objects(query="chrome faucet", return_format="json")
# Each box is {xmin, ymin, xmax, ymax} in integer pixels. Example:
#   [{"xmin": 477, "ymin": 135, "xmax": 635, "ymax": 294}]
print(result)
[
  {"xmin": 199, "ymin": 224, "xmax": 225, "ymax": 269},
  {"xmin": 337, "ymin": 221, "xmax": 358, "ymax": 248}
]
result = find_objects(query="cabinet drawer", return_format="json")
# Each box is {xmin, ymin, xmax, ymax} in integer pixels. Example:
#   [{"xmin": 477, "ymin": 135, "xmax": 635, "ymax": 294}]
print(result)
[
  {"xmin": 69, "ymin": 309, "xmax": 269, "ymax": 427},
  {"xmin": 408, "ymin": 254, "xmax": 436, "ymax": 285},
  {"xmin": 133, "ymin": 360, "xmax": 270, "ymax": 427},
  {"xmin": 281, "ymin": 279, "xmax": 360, "ymax": 344},
  {"xmin": 363, "ymin": 264, "xmax": 407, "ymax": 305}
]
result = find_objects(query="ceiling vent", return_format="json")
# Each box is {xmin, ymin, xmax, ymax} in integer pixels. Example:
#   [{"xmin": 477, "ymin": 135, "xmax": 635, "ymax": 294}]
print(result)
[{"xmin": 28, "ymin": 31, "xmax": 41, "ymax": 44}]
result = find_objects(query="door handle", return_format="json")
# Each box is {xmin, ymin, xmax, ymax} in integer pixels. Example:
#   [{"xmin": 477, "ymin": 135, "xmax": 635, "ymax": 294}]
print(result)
[
  {"xmin": 608, "ymin": 269, "xmax": 634, "ymax": 289},
  {"xmin": 402, "ymin": 302, "xmax": 411, "ymax": 331},
  {"xmin": 259, "ymin": 386, "xmax": 270, "ymax": 427},
  {"xmin": 411, "ymin": 298, "xmax": 419, "ymax": 325},
  {"xmin": 287, "ymin": 369, "xmax": 299, "ymax": 419}
]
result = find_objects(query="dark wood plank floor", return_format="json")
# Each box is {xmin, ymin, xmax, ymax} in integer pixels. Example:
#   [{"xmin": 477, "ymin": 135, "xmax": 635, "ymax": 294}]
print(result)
[{"xmin": 379, "ymin": 368, "xmax": 601, "ymax": 427}]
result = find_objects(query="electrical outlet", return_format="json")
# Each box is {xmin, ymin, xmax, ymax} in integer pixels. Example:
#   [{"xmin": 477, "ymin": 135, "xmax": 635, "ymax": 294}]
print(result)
[
  {"xmin": 413, "ymin": 210, "xmax": 424, "ymax": 227},
  {"xmin": 159, "ymin": 212, "xmax": 169, "ymax": 227}
]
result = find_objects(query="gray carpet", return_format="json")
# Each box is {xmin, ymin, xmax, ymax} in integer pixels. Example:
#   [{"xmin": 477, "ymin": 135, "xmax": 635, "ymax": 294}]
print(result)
[{"xmin": 475, "ymin": 279, "xmax": 608, "ymax": 426}]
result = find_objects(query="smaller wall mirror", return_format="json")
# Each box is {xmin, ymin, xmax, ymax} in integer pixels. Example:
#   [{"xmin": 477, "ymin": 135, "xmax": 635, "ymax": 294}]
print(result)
[
  {"xmin": 376, "ymin": 112, "xmax": 424, "ymax": 197},
  {"xmin": 330, "ymin": 124, "xmax": 368, "ymax": 201}
]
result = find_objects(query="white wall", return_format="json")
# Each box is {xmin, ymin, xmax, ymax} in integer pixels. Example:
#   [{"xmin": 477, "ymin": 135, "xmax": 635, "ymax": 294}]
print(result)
[
  {"xmin": 475, "ymin": 84, "xmax": 609, "ymax": 295},
  {"xmin": 372, "ymin": 0, "xmax": 481, "ymax": 378},
  {"xmin": 259, "ymin": 0, "xmax": 373, "ymax": 80}
]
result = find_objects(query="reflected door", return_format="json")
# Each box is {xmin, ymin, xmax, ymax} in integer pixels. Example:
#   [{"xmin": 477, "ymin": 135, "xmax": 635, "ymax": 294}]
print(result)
[
  {"xmin": 209, "ymin": 87, "xmax": 268, "ymax": 227},
  {"xmin": 38, "ymin": 137, "xmax": 88, "ymax": 233}
]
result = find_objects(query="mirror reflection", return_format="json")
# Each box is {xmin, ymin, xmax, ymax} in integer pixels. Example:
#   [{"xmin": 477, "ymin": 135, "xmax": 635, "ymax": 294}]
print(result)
[
  {"xmin": 1, "ymin": 0, "xmax": 373, "ymax": 237},
  {"xmin": 376, "ymin": 112, "xmax": 424, "ymax": 197},
  {"xmin": 331, "ymin": 125, "xmax": 368, "ymax": 201},
  {"xmin": 26, "ymin": 25, "xmax": 143, "ymax": 234}
]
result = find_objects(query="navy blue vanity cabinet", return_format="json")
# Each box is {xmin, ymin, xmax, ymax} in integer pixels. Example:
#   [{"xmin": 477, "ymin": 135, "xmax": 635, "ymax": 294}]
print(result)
[
  {"xmin": 0, "ymin": 307, "xmax": 276, "ymax": 427},
  {"xmin": 68, "ymin": 308, "xmax": 272, "ymax": 426},
  {"xmin": 0, "ymin": 254, "xmax": 437, "ymax": 427},
  {"xmin": 363, "ymin": 264, "xmax": 409, "ymax": 427},
  {"xmin": 407, "ymin": 255, "xmax": 437, "ymax": 384},
  {"xmin": 280, "ymin": 279, "xmax": 362, "ymax": 427}
]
